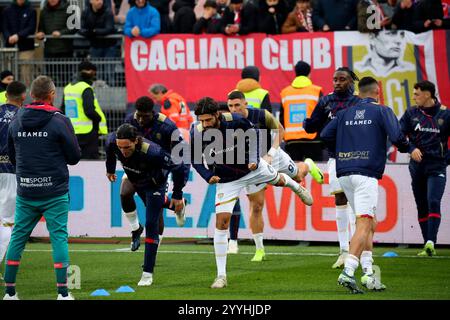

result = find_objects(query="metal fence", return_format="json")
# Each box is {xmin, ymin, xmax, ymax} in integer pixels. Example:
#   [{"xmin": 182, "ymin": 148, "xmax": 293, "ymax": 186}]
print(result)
[{"xmin": 1, "ymin": 49, "xmax": 128, "ymax": 158}]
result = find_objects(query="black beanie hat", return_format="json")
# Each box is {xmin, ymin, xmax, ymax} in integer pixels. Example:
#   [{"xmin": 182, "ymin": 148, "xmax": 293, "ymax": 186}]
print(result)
[
  {"xmin": 295, "ymin": 61, "xmax": 311, "ymax": 77},
  {"xmin": 241, "ymin": 66, "xmax": 260, "ymax": 81},
  {"xmin": 78, "ymin": 61, "xmax": 97, "ymax": 72},
  {"xmin": 0, "ymin": 70, "xmax": 13, "ymax": 81}
]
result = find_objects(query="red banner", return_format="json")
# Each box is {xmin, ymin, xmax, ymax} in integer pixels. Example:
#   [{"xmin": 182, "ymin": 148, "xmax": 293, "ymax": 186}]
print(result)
[{"xmin": 125, "ymin": 33, "xmax": 336, "ymax": 103}]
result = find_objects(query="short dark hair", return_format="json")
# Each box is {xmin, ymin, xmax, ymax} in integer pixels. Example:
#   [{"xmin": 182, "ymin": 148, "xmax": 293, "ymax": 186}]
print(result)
[
  {"xmin": 335, "ymin": 67, "xmax": 359, "ymax": 82},
  {"xmin": 79, "ymin": 60, "xmax": 97, "ymax": 72},
  {"xmin": 204, "ymin": 0, "xmax": 217, "ymax": 8},
  {"xmin": 358, "ymin": 76, "xmax": 378, "ymax": 93},
  {"xmin": 116, "ymin": 123, "xmax": 139, "ymax": 140},
  {"xmin": 6, "ymin": 81, "xmax": 26, "ymax": 100},
  {"xmin": 218, "ymin": 103, "xmax": 230, "ymax": 112},
  {"xmin": 135, "ymin": 96, "xmax": 154, "ymax": 112},
  {"xmin": 195, "ymin": 97, "xmax": 219, "ymax": 116},
  {"xmin": 227, "ymin": 90, "xmax": 245, "ymax": 101},
  {"xmin": 149, "ymin": 83, "xmax": 167, "ymax": 95},
  {"xmin": 414, "ymin": 80, "xmax": 436, "ymax": 99}
]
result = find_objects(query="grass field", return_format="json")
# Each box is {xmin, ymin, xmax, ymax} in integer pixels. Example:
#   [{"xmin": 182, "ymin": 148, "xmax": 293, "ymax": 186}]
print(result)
[{"xmin": 2, "ymin": 240, "xmax": 450, "ymax": 300}]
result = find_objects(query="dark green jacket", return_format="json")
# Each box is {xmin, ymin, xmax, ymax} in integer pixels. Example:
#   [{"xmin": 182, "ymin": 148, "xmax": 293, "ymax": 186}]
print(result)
[{"xmin": 38, "ymin": 0, "xmax": 76, "ymax": 56}]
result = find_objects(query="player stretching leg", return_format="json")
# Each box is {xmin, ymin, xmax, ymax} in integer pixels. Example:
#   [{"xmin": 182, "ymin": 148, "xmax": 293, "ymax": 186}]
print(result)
[{"xmin": 191, "ymin": 97, "xmax": 313, "ymax": 288}]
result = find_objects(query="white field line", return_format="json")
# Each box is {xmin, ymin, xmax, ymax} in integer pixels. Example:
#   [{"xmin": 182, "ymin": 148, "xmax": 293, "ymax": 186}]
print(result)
[{"xmin": 23, "ymin": 248, "xmax": 450, "ymax": 259}]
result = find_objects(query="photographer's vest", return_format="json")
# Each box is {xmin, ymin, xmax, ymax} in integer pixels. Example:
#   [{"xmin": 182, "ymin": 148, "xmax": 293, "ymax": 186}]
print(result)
[
  {"xmin": 280, "ymin": 78, "xmax": 322, "ymax": 141},
  {"xmin": 244, "ymin": 88, "xmax": 268, "ymax": 109},
  {"xmin": 0, "ymin": 91, "xmax": 6, "ymax": 104},
  {"xmin": 63, "ymin": 81, "xmax": 108, "ymax": 135}
]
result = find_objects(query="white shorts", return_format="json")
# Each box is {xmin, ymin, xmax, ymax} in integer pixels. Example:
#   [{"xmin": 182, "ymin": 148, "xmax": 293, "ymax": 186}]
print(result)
[
  {"xmin": 327, "ymin": 158, "xmax": 344, "ymax": 195},
  {"xmin": 0, "ymin": 173, "xmax": 17, "ymax": 225},
  {"xmin": 215, "ymin": 159, "xmax": 278, "ymax": 213},
  {"xmin": 246, "ymin": 148, "xmax": 298, "ymax": 195},
  {"xmin": 338, "ymin": 175, "xmax": 378, "ymax": 218}
]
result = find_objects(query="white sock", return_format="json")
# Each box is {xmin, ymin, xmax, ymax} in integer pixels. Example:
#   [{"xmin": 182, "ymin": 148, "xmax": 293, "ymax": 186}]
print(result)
[
  {"xmin": 158, "ymin": 234, "xmax": 163, "ymax": 249},
  {"xmin": 253, "ymin": 233, "xmax": 264, "ymax": 250},
  {"xmin": 142, "ymin": 271, "xmax": 153, "ymax": 278},
  {"xmin": 124, "ymin": 210, "xmax": 140, "ymax": 231},
  {"xmin": 279, "ymin": 173, "xmax": 300, "ymax": 191},
  {"xmin": 0, "ymin": 225, "xmax": 12, "ymax": 264},
  {"xmin": 343, "ymin": 254, "xmax": 359, "ymax": 277},
  {"xmin": 228, "ymin": 239, "xmax": 238, "ymax": 246},
  {"xmin": 361, "ymin": 251, "xmax": 373, "ymax": 275},
  {"xmin": 336, "ymin": 205, "xmax": 350, "ymax": 253},
  {"xmin": 214, "ymin": 228, "xmax": 228, "ymax": 277},
  {"xmin": 348, "ymin": 205, "xmax": 356, "ymax": 237}
]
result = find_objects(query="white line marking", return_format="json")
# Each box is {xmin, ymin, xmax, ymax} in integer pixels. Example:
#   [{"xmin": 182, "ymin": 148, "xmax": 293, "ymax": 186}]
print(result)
[{"xmin": 22, "ymin": 248, "xmax": 450, "ymax": 259}]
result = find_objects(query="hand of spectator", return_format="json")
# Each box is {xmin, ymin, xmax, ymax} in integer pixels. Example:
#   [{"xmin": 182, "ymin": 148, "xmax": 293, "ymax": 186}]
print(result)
[
  {"xmin": 433, "ymin": 19, "xmax": 443, "ymax": 27},
  {"xmin": 8, "ymin": 34, "xmax": 19, "ymax": 44},
  {"xmin": 411, "ymin": 148, "xmax": 423, "ymax": 163},
  {"xmin": 424, "ymin": 19, "xmax": 432, "ymax": 28},
  {"xmin": 131, "ymin": 26, "xmax": 140, "ymax": 37},
  {"xmin": 269, "ymin": 7, "xmax": 276, "ymax": 14},
  {"xmin": 231, "ymin": 24, "xmax": 240, "ymax": 33},
  {"xmin": 106, "ymin": 173, "xmax": 117, "ymax": 182},
  {"xmin": 52, "ymin": 31, "xmax": 61, "ymax": 38},
  {"xmin": 36, "ymin": 32, "xmax": 45, "ymax": 40},
  {"xmin": 248, "ymin": 163, "xmax": 258, "ymax": 171},
  {"xmin": 323, "ymin": 24, "xmax": 330, "ymax": 31},
  {"xmin": 208, "ymin": 176, "xmax": 221, "ymax": 184}
]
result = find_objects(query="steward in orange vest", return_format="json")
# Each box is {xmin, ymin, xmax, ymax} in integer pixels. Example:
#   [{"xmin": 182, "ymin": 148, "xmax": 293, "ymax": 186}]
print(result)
[{"xmin": 279, "ymin": 61, "xmax": 323, "ymax": 161}]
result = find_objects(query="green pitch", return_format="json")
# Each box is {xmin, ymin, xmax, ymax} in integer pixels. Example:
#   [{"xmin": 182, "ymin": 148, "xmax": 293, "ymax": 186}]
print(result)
[{"xmin": 2, "ymin": 241, "xmax": 450, "ymax": 300}]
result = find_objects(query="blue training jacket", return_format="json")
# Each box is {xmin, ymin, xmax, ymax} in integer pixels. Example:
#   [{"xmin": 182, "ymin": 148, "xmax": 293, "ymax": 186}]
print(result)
[
  {"xmin": 400, "ymin": 102, "xmax": 450, "ymax": 163},
  {"xmin": 7, "ymin": 102, "xmax": 81, "ymax": 199},
  {"xmin": 320, "ymin": 97, "xmax": 410, "ymax": 179},
  {"xmin": 0, "ymin": 103, "xmax": 19, "ymax": 174},
  {"xmin": 304, "ymin": 89, "xmax": 361, "ymax": 157},
  {"xmin": 124, "ymin": 4, "xmax": 160, "ymax": 38}
]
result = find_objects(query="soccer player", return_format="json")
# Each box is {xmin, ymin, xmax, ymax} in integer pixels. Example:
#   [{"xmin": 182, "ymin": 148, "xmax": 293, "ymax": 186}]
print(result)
[
  {"xmin": 321, "ymin": 76, "xmax": 410, "ymax": 293},
  {"xmin": 191, "ymin": 97, "xmax": 313, "ymax": 288},
  {"xmin": 304, "ymin": 67, "xmax": 361, "ymax": 269},
  {"xmin": 399, "ymin": 81, "xmax": 450, "ymax": 257},
  {"xmin": 0, "ymin": 81, "xmax": 26, "ymax": 280},
  {"xmin": 119, "ymin": 96, "xmax": 189, "ymax": 251},
  {"xmin": 4, "ymin": 76, "xmax": 81, "ymax": 300},
  {"xmin": 105, "ymin": 123, "xmax": 190, "ymax": 286},
  {"xmin": 227, "ymin": 90, "xmax": 323, "ymax": 261}
]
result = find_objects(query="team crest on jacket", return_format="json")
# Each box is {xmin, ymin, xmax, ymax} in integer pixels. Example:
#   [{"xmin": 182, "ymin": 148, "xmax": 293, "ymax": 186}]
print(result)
[
  {"xmin": 438, "ymin": 118, "xmax": 444, "ymax": 126},
  {"xmin": 156, "ymin": 133, "xmax": 162, "ymax": 140},
  {"xmin": 354, "ymin": 110, "xmax": 365, "ymax": 120}
]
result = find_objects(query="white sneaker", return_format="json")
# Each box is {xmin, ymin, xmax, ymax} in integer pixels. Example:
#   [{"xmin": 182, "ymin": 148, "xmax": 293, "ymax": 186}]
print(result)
[
  {"xmin": 332, "ymin": 252, "xmax": 348, "ymax": 269},
  {"xmin": 294, "ymin": 185, "xmax": 313, "ymax": 206},
  {"xmin": 227, "ymin": 240, "xmax": 239, "ymax": 254},
  {"xmin": 138, "ymin": 272, "xmax": 153, "ymax": 286},
  {"xmin": 175, "ymin": 199, "xmax": 186, "ymax": 227},
  {"xmin": 211, "ymin": 275, "xmax": 227, "ymax": 289},
  {"xmin": 57, "ymin": 292, "xmax": 75, "ymax": 300},
  {"xmin": 3, "ymin": 293, "xmax": 19, "ymax": 300}
]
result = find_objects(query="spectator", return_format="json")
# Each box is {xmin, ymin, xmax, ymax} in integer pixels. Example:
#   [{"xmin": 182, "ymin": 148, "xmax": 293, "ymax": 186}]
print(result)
[
  {"xmin": 380, "ymin": 0, "xmax": 398, "ymax": 21},
  {"xmin": 220, "ymin": 0, "xmax": 258, "ymax": 35},
  {"xmin": 150, "ymin": 0, "xmax": 173, "ymax": 33},
  {"xmin": 124, "ymin": 0, "xmax": 161, "ymax": 38},
  {"xmin": 148, "ymin": 84, "xmax": 194, "ymax": 132},
  {"xmin": 280, "ymin": 60, "xmax": 324, "ymax": 161},
  {"xmin": 312, "ymin": 0, "xmax": 358, "ymax": 31},
  {"xmin": 236, "ymin": 65, "xmax": 272, "ymax": 113},
  {"xmin": 2, "ymin": 0, "xmax": 37, "ymax": 86},
  {"xmin": 193, "ymin": 0, "xmax": 222, "ymax": 34},
  {"xmin": 357, "ymin": 0, "xmax": 392, "ymax": 32},
  {"xmin": 172, "ymin": 0, "xmax": 197, "ymax": 33},
  {"xmin": 216, "ymin": 0, "xmax": 229, "ymax": 17},
  {"xmin": 282, "ymin": 0, "xmax": 313, "ymax": 33},
  {"xmin": 257, "ymin": 0, "xmax": 289, "ymax": 34},
  {"xmin": 62, "ymin": 61, "xmax": 108, "ymax": 159},
  {"xmin": 36, "ymin": 0, "xmax": 75, "ymax": 58},
  {"xmin": 80, "ymin": 0, "xmax": 117, "ymax": 58},
  {"xmin": 0, "ymin": 71, "xmax": 15, "ymax": 104},
  {"xmin": 391, "ymin": 0, "xmax": 416, "ymax": 31},
  {"xmin": 115, "ymin": 0, "xmax": 133, "ymax": 24},
  {"xmin": 413, "ymin": 0, "xmax": 450, "ymax": 33}
]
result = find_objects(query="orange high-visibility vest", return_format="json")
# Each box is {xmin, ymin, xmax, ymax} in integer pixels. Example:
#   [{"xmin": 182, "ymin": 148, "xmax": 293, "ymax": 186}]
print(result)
[
  {"xmin": 280, "ymin": 84, "xmax": 322, "ymax": 141},
  {"xmin": 160, "ymin": 90, "xmax": 193, "ymax": 130}
]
